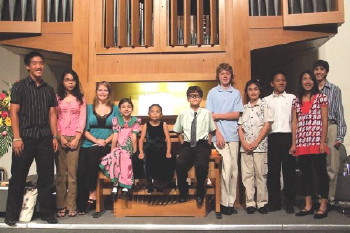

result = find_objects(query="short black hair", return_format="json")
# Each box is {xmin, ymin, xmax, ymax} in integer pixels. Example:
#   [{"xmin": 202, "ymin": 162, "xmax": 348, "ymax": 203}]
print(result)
[
  {"xmin": 24, "ymin": 51, "xmax": 44, "ymax": 66},
  {"xmin": 186, "ymin": 86, "xmax": 203, "ymax": 98},
  {"xmin": 313, "ymin": 60, "xmax": 329, "ymax": 72},
  {"xmin": 270, "ymin": 71, "xmax": 287, "ymax": 83}
]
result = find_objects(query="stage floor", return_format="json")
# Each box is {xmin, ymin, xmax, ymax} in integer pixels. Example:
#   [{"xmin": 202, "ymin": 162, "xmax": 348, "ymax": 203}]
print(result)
[{"xmin": 1, "ymin": 206, "xmax": 350, "ymax": 232}]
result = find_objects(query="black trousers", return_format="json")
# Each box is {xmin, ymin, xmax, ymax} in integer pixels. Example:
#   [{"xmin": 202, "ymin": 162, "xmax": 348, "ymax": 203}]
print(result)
[
  {"xmin": 299, "ymin": 153, "xmax": 329, "ymax": 199},
  {"xmin": 176, "ymin": 140, "xmax": 211, "ymax": 197},
  {"xmin": 267, "ymin": 133, "xmax": 296, "ymax": 207},
  {"xmin": 76, "ymin": 145, "xmax": 110, "ymax": 212},
  {"xmin": 6, "ymin": 136, "xmax": 55, "ymax": 220}
]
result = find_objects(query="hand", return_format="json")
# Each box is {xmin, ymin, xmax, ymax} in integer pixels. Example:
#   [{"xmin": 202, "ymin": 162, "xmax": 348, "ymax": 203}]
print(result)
[
  {"xmin": 60, "ymin": 136, "xmax": 69, "ymax": 149},
  {"xmin": 249, "ymin": 141, "xmax": 259, "ymax": 151},
  {"xmin": 334, "ymin": 140, "xmax": 342, "ymax": 149},
  {"xmin": 215, "ymin": 132, "xmax": 225, "ymax": 149},
  {"xmin": 139, "ymin": 153, "xmax": 145, "ymax": 159},
  {"xmin": 166, "ymin": 152, "xmax": 172, "ymax": 158},
  {"xmin": 13, "ymin": 140, "xmax": 24, "ymax": 156},
  {"xmin": 289, "ymin": 144, "xmax": 296, "ymax": 155},
  {"xmin": 242, "ymin": 141, "xmax": 253, "ymax": 154},
  {"xmin": 319, "ymin": 143, "xmax": 326, "ymax": 154},
  {"xmin": 96, "ymin": 139, "xmax": 107, "ymax": 147},
  {"xmin": 53, "ymin": 138, "xmax": 59, "ymax": 152},
  {"xmin": 68, "ymin": 137, "xmax": 79, "ymax": 150}
]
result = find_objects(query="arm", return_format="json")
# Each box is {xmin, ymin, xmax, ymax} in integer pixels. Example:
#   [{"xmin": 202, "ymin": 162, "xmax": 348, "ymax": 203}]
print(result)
[
  {"xmin": 163, "ymin": 122, "xmax": 172, "ymax": 158},
  {"xmin": 289, "ymin": 108, "xmax": 297, "ymax": 155},
  {"xmin": 131, "ymin": 133, "xmax": 137, "ymax": 154},
  {"xmin": 49, "ymin": 106, "xmax": 59, "ymax": 152},
  {"xmin": 212, "ymin": 112, "xmax": 241, "ymax": 121},
  {"xmin": 69, "ymin": 98, "xmax": 87, "ymax": 149},
  {"xmin": 177, "ymin": 133, "xmax": 184, "ymax": 144},
  {"xmin": 238, "ymin": 125, "xmax": 252, "ymax": 154},
  {"xmin": 334, "ymin": 88, "xmax": 346, "ymax": 147},
  {"xmin": 84, "ymin": 131, "xmax": 107, "ymax": 147},
  {"xmin": 10, "ymin": 103, "xmax": 24, "ymax": 156},
  {"xmin": 320, "ymin": 105, "xmax": 328, "ymax": 153},
  {"xmin": 138, "ymin": 124, "xmax": 147, "ymax": 159}
]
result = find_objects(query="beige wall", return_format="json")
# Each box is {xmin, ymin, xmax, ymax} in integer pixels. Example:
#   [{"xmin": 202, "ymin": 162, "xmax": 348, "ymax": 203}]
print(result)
[{"xmin": 319, "ymin": 1, "xmax": 350, "ymax": 153}]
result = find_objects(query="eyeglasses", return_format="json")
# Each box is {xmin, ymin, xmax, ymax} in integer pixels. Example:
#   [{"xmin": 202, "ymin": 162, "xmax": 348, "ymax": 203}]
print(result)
[
  {"xmin": 64, "ymin": 78, "xmax": 76, "ymax": 83},
  {"xmin": 188, "ymin": 94, "xmax": 201, "ymax": 99}
]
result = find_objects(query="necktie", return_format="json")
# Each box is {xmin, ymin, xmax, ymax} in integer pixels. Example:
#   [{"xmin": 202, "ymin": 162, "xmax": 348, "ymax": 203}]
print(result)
[{"xmin": 190, "ymin": 112, "xmax": 198, "ymax": 147}]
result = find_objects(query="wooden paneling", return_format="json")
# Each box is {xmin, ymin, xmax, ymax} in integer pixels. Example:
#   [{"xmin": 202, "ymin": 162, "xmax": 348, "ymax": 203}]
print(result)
[
  {"xmin": 249, "ymin": 28, "xmax": 334, "ymax": 50},
  {"xmin": 249, "ymin": 16, "xmax": 283, "ymax": 28},
  {"xmin": 117, "ymin": 0, "xmax": 127, "ymax": 47},
  {"xmin": 209, "ymin": 0, "xmax": 218, "ymax": 45},
  {"xmin": 170, "ymin": 0, "xmax": 178, "ymax": 46},
  {"xmin": 197, "ymin": 0, "xmax": 204, "ymax": 45},
  {"xmin": 144, "ymin": 0, "xmax": 153, "ymax": 47},
  {"xmin": 0, "ymin": 34, "xmax": 72, "ymax": 54},
  {"xmin": 105, "ymin": 0, "xmax": 115, "ymax": 47},
  {"xmin": 72, "ymin": 0, "xmax": 91, "ymax": 99},
  {"xmin": 131, "ymin": 0, "xmax": 140, "ymax": 47},
  {"xmin": 42, "ymin": 22, "xmax": 73, "ymax": 33},
  {"xmin": 183, "ymin": 0, "xmax": 191, "ymax": 46}
]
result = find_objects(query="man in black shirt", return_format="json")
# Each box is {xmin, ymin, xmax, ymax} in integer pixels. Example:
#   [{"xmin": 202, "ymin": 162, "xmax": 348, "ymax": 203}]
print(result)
[{"xmin": 5, "ymin": 51, "xmax": 59, "ymax": 226}]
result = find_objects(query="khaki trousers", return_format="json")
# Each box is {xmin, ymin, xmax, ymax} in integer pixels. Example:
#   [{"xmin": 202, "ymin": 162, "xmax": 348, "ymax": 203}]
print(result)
[
  {"xmin": 326, "ymin": 124, "xmax": 340, "ymax": 201},
  {"xmin": 241, "ymin": 152, "xmax": 268, "ymax": 208},
  {"xmin": 56, "ymin": 136, "xmax": 80, "ymax": 211},
  {"xmin": 215, "ymin": 142, "xmax": 239, "ymax": 207}
]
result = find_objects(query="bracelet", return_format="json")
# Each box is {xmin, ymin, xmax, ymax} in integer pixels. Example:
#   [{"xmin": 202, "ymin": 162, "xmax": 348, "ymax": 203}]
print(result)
[
  {"xmin": 13, "ymin": 138, "xmax": 22, "ymax": 142},
  {"xmin": 52, "ymin": 135, "xmax": 58, "ymax": 139}
]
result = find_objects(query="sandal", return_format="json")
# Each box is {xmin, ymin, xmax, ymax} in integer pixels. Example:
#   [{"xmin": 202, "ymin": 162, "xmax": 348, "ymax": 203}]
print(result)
[
  {"xmin": 68, "ymin": 210, "xmax": 77, "ymax": 217},
  {"xmin": 56, "ymin": 208, "xmax": 67, "ymax": 217}
]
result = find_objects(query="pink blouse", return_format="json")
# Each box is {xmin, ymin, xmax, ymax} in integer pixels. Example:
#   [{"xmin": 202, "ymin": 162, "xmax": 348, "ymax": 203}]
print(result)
[{"xmin": 56, "ymin": 95, "xmax": 86, "ymax": 136}]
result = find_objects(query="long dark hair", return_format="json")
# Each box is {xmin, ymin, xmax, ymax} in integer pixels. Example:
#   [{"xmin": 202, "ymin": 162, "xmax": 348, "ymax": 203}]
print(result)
[
  {"xmin": 297, "ymin": 70, "xmax": 320, "ymax": 105},
  {"xmin": 57, "ymin": 69, "xmax": 84, "ymax": 105}
]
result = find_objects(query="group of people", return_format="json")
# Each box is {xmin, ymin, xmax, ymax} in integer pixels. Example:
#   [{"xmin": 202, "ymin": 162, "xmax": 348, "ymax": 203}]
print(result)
[{"xmin": 4, "ymin": 51, "xmax": 346, "ymax": 226}]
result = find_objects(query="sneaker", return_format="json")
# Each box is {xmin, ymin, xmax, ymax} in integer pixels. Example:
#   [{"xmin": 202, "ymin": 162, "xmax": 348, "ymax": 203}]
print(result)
[
  {"xmin": 41, "ymin": 215, "xmax": 58, "ymax": 224},
  {"xmin": 258, "ymin": 206, "xmax": 268, "ymax": 214}
]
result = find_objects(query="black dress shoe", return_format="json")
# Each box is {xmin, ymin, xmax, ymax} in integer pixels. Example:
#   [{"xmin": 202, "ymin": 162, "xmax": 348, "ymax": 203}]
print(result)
[
  {"xmin": 179, "ymin": 196, "xmax": 188, "ymax": 203},
  {"xmin": 258, "ymin": 206, "xmax": 268, "ymax": 214},
  {"xmin": 229, "ymin": 206, "xmax": 238, "ymax": 214},
  {"xmin": 5, "ymin": 217, "xmax": 17, "ymax": 226},
  {"xmin": 41, "ymin": 216, "xmax": 58, "ymax": 224},
  {"xmin": 295, "ymin": 208, "xmax": 314, "ymax": 216},
  {"xmin": 246, "ymin": 206, "xmax": 256, "ymax": 214},
  {"xmin": 314, "ymin": 209, "xmax": 327, "ymax": 219},
  {"xmin": 285, "ymin": 205, "xmax": 295, "ymax": 214},
  {"xmin": 196, "ymin": 196, "xmax": 204, "ymax": 206},
  {"xmin": 220, "ymin": 204, "xmax": 232, "ymax": 215}
]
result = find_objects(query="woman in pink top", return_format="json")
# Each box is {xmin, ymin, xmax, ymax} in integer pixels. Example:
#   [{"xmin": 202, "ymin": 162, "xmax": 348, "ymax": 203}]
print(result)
[
  {"xmin": 56, "ymin": 70, "xmax": 86, "ymax": 217},
  {"xmin": 290, "ymin": 70, "xmax": 329, "ymax": 219}
]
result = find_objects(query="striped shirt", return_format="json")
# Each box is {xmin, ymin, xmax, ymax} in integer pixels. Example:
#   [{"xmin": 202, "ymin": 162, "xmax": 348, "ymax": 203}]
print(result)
[
  {"xmin": 10, "ymin": 77, "xmax": 58, "ymax": 139},
  {"xmin": 320, "ymin": 80, "xmax": 347, "ymax": 141}
]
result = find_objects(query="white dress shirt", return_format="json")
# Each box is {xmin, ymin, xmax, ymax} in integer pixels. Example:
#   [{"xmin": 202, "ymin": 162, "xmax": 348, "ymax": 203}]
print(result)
[{"xmin": 263, "ymin": 91, "xmax": 295, "ymax": 133}]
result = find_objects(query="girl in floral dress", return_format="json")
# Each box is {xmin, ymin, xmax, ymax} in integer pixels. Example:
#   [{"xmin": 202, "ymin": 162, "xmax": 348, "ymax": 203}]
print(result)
[{"xmin": 100, "ymin": 98, "xmax": 141, "ymax": 197}]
